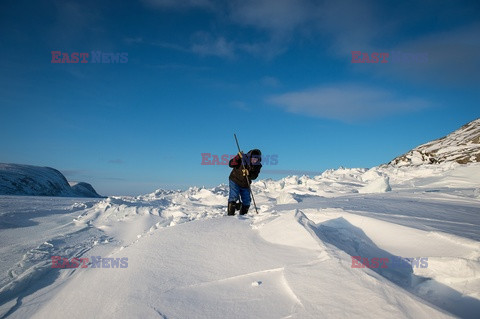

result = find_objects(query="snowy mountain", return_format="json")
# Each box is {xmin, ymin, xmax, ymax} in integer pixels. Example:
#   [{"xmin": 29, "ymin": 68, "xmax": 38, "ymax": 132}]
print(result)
[
  {"xmin": 388, "ymin": 118, "xmax": 480, "ymax": 166},
  {"xmin": 0, "ymin": 163, "xmax": 102, "ymax": 198},
  {"xmin": 1, "ymin": 162, "xmax": 479, "ymax": 318},
  {"xmin": 68, "ymin": 182, "xmax": 103, "ymax": 198}
]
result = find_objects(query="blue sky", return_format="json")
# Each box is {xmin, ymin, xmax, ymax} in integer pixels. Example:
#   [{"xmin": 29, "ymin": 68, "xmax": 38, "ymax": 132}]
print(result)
[{"xmin": 1, "ymin": 0, "xmax": 479, "ymax": 196}]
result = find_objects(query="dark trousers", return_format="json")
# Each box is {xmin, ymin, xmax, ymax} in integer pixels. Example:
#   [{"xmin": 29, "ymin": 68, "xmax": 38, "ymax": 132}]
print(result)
[{"xmin": 228, "ymin": 179, "xmax": 251, "ymax": 206}]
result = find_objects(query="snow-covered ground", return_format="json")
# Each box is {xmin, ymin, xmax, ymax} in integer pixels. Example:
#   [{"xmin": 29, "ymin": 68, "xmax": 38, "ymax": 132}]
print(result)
[{"xmin": 0, "ymin": 163, "xmax": 479, "ymax": 318}]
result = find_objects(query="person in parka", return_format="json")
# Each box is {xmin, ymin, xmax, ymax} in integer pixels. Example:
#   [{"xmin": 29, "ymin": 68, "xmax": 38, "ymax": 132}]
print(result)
[{"xmin": 227, "ymin": 149, "xmax": 262, "ymax": 215}]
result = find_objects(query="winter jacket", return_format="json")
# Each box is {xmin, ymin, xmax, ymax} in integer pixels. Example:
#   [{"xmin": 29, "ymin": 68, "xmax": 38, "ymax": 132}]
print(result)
[{"xmin": 229, "ymin": 149, "xmax": 262, "ymax": 188}]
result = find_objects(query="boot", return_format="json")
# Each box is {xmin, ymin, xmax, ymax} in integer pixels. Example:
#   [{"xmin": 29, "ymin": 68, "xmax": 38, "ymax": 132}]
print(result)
[
  {"xmin": 227, "ymin": 201, "xmax": 236, "ymax": 216},
  {"xmin": 240, "ymin": 205, "xmax": 250, "ymax": 215},
  {"xmin": 235, "ymin": 201, "xmax": 242, "ymax": 211}
]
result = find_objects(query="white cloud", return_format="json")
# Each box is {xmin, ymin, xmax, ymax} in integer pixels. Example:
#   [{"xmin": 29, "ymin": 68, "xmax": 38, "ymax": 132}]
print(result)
[
  {"xmin": 141, "ymin": 0, "xmax": 480, "ymax": 87},
  {"xmin": 142, "ymin": 0, "xmax": 314, "ymax": 59},
  {"xmin": 229, "ymin": 0, "xmax": 314, "ymax": 34},
  {"xmin": 191, "ymin": 34, "xmax": 235, "ymax": 58},
  {"xmin": 140, "ymin": 0, "xmax": 379, "ymax": 59},
  {"xmin": 151, "ymin": 35, "xmax": 235, "ymax": 59},
  {"xmin": 124, "ymin": 37, "xmax": 144, "ymax": 44},
  {"xmin": 267, "ymin": 84, "xmax": 431, "ymax": 122},
  {"xmin": 381, "ymin": 23, "xmax": 480, "ymax": 86}
]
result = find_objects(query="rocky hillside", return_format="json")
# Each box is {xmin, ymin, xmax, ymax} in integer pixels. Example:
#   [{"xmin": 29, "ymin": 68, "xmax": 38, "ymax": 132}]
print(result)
[
  {"xmin": 388, "ymin": 118, "xmax": 480, "ymax": 166},
  {"xmin": 0, "ymin": 163, "xmax": 103, "ymax": 198}
]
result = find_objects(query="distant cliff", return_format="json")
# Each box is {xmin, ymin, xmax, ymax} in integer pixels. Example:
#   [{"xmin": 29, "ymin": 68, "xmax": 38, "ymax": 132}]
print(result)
[
  {"xmin": 388, "ymin": 118, "xmax": 480, "ymax": 166},
  {"xmin": 0, "ymin": 163, "xmax": 103, "ymax": 198}
]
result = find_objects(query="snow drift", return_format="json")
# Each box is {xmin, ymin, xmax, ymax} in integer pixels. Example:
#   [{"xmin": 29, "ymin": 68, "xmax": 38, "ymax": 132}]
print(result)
[
  {"xmin": 1, "ymin": 162, "xmax": 479, "ymax": 318},
  {"xmin": 1, "ymin": 119, "xmax": 480, "ymax": 318}
]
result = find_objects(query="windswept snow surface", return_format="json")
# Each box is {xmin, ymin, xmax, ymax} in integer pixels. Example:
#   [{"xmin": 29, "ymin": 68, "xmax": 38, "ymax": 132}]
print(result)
[{"xmin": 0, "ymin": 163, "xmax": 479, "ymax": 318}]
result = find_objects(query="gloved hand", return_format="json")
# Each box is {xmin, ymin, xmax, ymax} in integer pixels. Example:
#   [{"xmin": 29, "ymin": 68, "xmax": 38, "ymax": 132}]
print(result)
[{"xmin": 242, "ymin": 169, "xmax": 249, "ymax": 176}]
